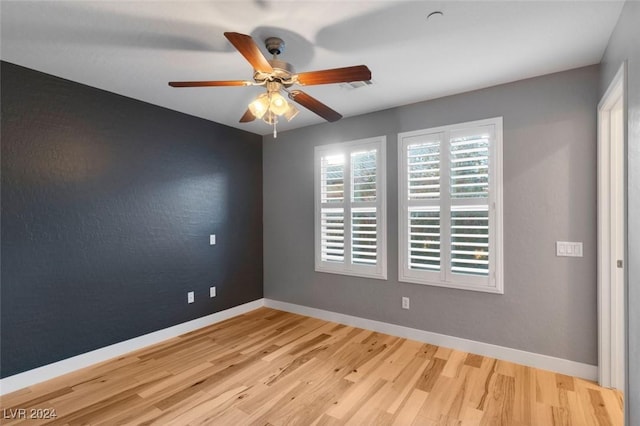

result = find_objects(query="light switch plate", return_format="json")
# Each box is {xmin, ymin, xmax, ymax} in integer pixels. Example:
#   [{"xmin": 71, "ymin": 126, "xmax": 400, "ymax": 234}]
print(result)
[
  {"xmin": 556, "ymin": 241, "xmax": 583, "ymax": 257},
  {"xmin": 210, "ymin": 234, "xmax": 216, "ymax": 245}
]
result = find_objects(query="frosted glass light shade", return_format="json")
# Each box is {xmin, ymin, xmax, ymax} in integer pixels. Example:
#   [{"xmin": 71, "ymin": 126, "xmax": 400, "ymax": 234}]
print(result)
[
  {"xmin": 248, "ymin": 93, "xmax": 269, "ymax": 119},
  {"xmin": 269, "ymin": 92, "xmax": 288, "ymax": 115},
  {"xmin": 262, "ymin": 111, "xmax": 277, "ymax": 125},
  {"xmin": 283, "ymin": 103, "xmax": 299, "ymax": 121}
]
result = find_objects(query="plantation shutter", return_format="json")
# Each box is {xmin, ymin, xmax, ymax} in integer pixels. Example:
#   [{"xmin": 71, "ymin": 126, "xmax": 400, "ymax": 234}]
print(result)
[
  {"xmin": 398, "ymin": 118, "xmax": 502, "ymax": 293},
  {"xmin": 351, "ymin": 149, "xmax": 377, "ymax": 265},
  {"xmin": 449, "ymin": 129, "xmax": 491, "ymax": 277},
  {"xmin": 320, "ymin": 154, "xmax": 345, "ymax": 263},
  {"xmin": 315, "ymin": 137, "xmax": 387, "ymax": 279},
  {"xmin": 406, "ymin": 138, "xmax": 441, "ymax": 272}
]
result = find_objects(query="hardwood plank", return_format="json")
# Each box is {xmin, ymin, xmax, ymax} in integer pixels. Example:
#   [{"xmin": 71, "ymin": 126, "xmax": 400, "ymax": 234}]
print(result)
[
  {"xmin": 346, "ymin": 380, "xmax": 395, "ymax": 425},
  {"xmin": 551, "ymin": 405, "xmax": 572, "ymax": 426},
  {"xmin": 326, "ymin": 375, "xmax": 386, "ymax": 419},
  {"xmin": 535, "ymin": 402, "xmax": 556, "ymax": 426},
  {"xmin": 565, "ymin": 388, "xmax": 593, "ymax": 426},
  {"xmin": 600, "ymin": 387, "xmax": 624, "ymax": 426},
  {"xmin": 375, "ymin": 339, "xmax": 422, "ymax": 382},
  {"xmin": 478, "ymin": 374, "xmax": 515, "ymax": 425},
  {"xmin": 496, "ymin": 359, "xmax": 517, "ymax": 377},
  {"xmin": 240, "ymin": 380, "xmax": 310, "ymax": 424},
  {"xmin": 468, "ymin": 357, "xmax": 498, "ymax": 411},
  {"xmin": 461, "ymin": 406, "xmax": 484, "ymax": 425},
  {"xmin": 392, "ymin": 388, "xmax": 428, "ymax": 426},
  {"xmin": 434, "ymin": 345, "xmax": 453, "ymax": 360},
  {"xmin": 235, "ymin": 358, "xmax": 324, "ymax": 415},
  {"xmin": 262, "ymin": 369, "xmax": 353, "ymax": 425},
  {"xmin": 441, "ymin": 349, "xmax": 468, "ymax": 378},
  {"xmin": 536, "ymin": 368, "xmax": 561, "ymax": 406},
  {"xmin": 418, "ymin": 369, "xmax": 469, "ymax": 421},
  {"xmin": 465, "ymin": 353, "xmax": 484, "ymax": 369},
  {"xmin": 588, "ymin": 388, "xmax": 615, "ymax": 426},
  {"xmin": 387, "ymin": 357, "xmax": 431, "ymax": 414},
  {"xmin": 415, "ymin": 357, "xmax": 448, "ymax": 392},
  {"xmin": 417, "ymin": 343, "xmax": 439, "ymax": 360},
  {"xmin": 513, "ymin": 363, "xmax": 536, "ymax": 425},
  {"xmin": 343, "ymin": 337, "xmax": 403, "ymax": 382},
  {"xmin": 556, "ymin": 373, "xmax": 576, "ymax": 391},
  {"xmin": 152, "ymin": 386, "xmax": 247, "ymax": 425},
  {"xmin": 195, "ymin": 407, "xmax": 249, "ymax": 425}
]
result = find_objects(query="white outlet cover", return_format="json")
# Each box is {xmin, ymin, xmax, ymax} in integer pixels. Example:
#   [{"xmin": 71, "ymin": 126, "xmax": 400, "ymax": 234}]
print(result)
[
  {"xmin": 209, "ymin": 234, "xmax": 216, "ymax": 245},
  {"xmin": 402, "ymin": 297, "xmax": 410, "ymax": 310},
  {"xmin": 210, "ymin": 286, "xmax": 216, "ymax": 298},
  {"xmin": 187, "ymin": 291, "xmax": 194, "ymax": 304}
]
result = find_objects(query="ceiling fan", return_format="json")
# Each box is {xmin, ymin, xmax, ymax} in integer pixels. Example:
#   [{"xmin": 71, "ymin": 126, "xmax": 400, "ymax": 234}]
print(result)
[{"xmin": 169, "ymin": 32, "xmax": 372, "ymax": 136}]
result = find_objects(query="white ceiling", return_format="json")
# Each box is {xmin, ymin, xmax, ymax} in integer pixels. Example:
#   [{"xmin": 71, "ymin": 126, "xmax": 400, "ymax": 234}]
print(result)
[{"xmin": 1, "ymin": 1, "xmax": 624, "ymax": 136}]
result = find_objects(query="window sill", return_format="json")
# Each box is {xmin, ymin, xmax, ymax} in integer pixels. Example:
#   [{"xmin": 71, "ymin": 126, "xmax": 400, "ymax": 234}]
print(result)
[
  {"xmin": 398, "ymin": 274, "xmax": 503, "ymax": 294},
  {"xmin": 315, "ymin": 265, "xmax": 387, "ymax": 281}
]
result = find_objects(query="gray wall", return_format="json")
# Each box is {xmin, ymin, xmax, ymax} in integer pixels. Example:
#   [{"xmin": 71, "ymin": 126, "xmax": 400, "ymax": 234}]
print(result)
[
  {"xmin": 264, "ymin": 65, "xmax": 600, "ymax": 365},
  {"xmin": 1, "ymin": 62, "xmax": 263, "ymax": 378},
  {"xmin": 600, "ymin": 2, "xmax": 640, "ymax": 424}
]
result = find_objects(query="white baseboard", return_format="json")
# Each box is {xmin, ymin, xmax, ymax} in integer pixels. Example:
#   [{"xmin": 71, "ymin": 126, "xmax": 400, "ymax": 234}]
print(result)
[
  {"xmin": 263, "ymin": 299, "xmax": 598, "ymax": 381},
  {"xmin": 1, "ymin": 297, "xmax": 598, "ymax": 395},
  {"xmin": 0, "ymin": 299, "xmax": 265, "ymax": 395}
]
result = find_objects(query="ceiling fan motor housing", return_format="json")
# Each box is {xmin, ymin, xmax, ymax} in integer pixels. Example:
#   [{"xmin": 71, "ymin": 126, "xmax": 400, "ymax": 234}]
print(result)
[
  {"xmin": 254, "ymin": 58, "xmax": 295, "ymax": 87},
  {"xmin": 249, "ymin": 37, "xmax": 294, "ymax": 87}
]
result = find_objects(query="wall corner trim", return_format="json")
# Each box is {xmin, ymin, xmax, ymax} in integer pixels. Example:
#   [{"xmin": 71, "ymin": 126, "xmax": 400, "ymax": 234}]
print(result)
[
  {"xmin": 0, "ymin": 299, "xmax": 266, "ymax": 395},
  {"xmin": 264, "ymin": 299, "xmax": 598, "ymax": 381}
]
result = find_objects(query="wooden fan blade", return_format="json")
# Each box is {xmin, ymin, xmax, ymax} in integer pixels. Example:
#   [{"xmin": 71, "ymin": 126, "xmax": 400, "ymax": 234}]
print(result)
[
  {"xmin": 239, "ymin": 109, "xmax": 256, "ymax": 123},
  {"xmin": 169, "ymin": 80, "xmax": 251, "ymax": 87},
  {"xmin": 296, "ymin": 65, "xmax": 371, "ymax": 86},
  {"xmin": 288, "ymin": 90, "xmax": 342, "ymax": 122},
  {"xmin": 224, "ymin": 32, "xmax": 274, "ymax": 73}
]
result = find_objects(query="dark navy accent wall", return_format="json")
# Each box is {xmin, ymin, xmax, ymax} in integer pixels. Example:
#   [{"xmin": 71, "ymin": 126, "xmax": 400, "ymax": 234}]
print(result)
[{"xmin": 0, "ymin": 61, "xmax": 263, "ymax": 378}]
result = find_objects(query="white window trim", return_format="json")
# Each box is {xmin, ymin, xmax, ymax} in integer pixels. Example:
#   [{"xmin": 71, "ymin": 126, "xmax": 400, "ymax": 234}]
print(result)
[
  {"xmin": 398, "ymin": 117, "xmax": 503, "ymax": 293},
  {"xmin": 314, "ymin": 136, "xmax": 387, "ymax": 280}
]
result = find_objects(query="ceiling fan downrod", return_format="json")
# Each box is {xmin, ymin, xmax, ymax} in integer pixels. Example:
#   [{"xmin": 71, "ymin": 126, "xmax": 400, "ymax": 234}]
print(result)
[{"xmin": 265, "ymin": 37, "xmax": 285, "ymax": 56}]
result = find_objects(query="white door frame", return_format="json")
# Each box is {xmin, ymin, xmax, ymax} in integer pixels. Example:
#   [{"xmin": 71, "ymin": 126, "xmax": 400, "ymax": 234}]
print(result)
[{"xmin": 597, "ymin": 63, "xmax": 626, "ymax": 391}]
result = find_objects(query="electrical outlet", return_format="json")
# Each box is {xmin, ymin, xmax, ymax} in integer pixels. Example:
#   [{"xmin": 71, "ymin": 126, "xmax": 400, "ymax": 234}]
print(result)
[
  {"xmin": 402, "ymin": 297, "xmax": 410, "ymax": 310},
  {"xmin": 210, "ymin": 234, "xmax": 216, "ymax": 245},
  {"xmin": 187, "ymin": 291, "xmax": 194, "ymax": 304},
  {"xmin": 210, "ymin": 286, "xmax": 216, "ymax": 298}
]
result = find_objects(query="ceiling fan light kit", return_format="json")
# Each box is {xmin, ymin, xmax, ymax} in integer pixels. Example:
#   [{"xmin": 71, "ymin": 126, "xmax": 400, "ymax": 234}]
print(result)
[
  {"xmin": 247, "ymin": 85, "xmax": 300, "ymax": 137},
  {"xmin": 168, "ymin": 32, "xmax": 371, "ymax": 137}
]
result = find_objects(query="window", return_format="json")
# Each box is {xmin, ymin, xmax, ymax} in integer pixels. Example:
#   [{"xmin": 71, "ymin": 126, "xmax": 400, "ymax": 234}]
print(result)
[
  {"xmin": 398, "ymin": 118, "xmax": 503, "ymax": 293},
  {"xmin": 315, "ymin": 136, "xmax": 387, "ymax": 279}
]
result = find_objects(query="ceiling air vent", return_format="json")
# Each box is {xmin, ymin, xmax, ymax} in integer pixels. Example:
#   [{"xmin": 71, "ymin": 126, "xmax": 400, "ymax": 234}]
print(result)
[{"xmin": 339, "ymin": 80, "xmax": 373, "ymax": 90}]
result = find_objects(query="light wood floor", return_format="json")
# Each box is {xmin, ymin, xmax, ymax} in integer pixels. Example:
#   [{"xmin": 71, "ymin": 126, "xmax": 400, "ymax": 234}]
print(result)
[{"xmin": 1, "ymin": 308, "xmax": 623, "ymax": 425}]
